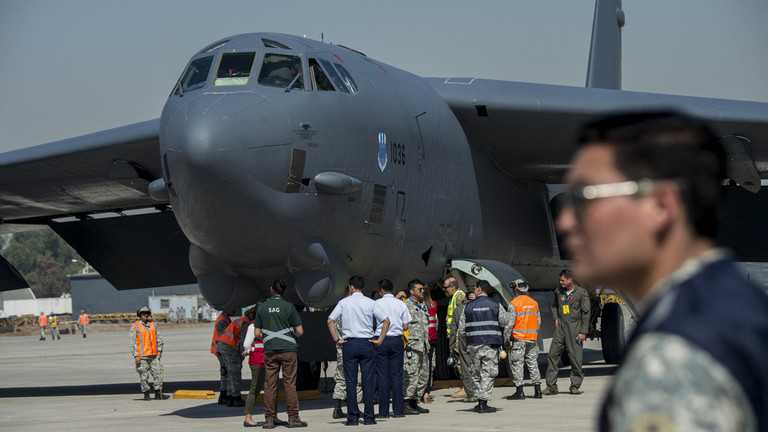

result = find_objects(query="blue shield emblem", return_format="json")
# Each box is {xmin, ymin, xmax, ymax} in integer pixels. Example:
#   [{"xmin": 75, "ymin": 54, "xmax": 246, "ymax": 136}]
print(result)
[{"xmin": 377, "ymin": 132, "xmax": 388, "ymax": 172}]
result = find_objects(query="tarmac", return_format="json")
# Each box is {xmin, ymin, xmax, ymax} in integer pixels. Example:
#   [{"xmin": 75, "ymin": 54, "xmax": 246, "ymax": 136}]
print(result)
[{"xmin": 0, "ymin": 324, "xmax": 615, "ymax": 432}]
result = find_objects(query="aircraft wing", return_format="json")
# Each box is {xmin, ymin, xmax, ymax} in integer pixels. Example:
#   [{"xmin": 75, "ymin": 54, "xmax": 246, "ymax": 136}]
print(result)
[
  {"xmin": 0, "ymin": 120, "xmax": 196, "ymax": 290},
  {"xmin": 0, "ymin": 119, "xmax": 163, "ymax": 223},
  {"xmin": 429, "ymin": 78, "xmax": 768, "ymax": 261},
  {"xmin": 428, "ymin": 78, "xmax": 768, "ymax": 189}
]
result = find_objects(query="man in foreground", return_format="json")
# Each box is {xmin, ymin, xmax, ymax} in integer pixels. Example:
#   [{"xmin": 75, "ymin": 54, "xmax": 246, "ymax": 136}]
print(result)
[{"xmin": 557, "ymin": 111, "xmax": 768, "ymax": 431}]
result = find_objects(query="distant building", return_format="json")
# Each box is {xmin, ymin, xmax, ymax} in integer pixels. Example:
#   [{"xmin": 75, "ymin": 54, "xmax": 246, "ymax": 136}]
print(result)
[
  {"xmin": 69, "ymin": 273, "xmax": 201, "ymax": 317},
  {"xmin": 0, "ymin": 290, "xmax": 71, "ymax": 318},
  {"xmin": 0, "ymin": 288, "xmax": 35, "ymax": 316}
]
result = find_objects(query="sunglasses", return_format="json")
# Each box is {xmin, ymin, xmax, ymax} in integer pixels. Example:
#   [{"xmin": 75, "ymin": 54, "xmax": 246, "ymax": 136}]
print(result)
[{"xmin": 561, "ymin": 179, "xmax": 661, "ymax": 221}]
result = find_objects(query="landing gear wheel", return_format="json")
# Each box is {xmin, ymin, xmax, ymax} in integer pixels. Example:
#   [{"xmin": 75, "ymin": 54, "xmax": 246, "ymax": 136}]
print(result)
[{"xmin": 601, "ymin": 302, "xmax": 625, "ymax": 364}]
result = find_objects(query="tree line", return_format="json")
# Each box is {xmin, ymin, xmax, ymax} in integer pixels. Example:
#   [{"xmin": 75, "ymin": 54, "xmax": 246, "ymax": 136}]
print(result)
[{"xmin": 2, "ymin": 229, "xmax": 86, "ymax": 298}]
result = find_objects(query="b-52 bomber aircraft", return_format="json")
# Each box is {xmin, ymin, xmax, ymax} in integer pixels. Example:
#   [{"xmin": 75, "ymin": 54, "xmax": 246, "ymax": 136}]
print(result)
[{"xmin": 1, "ymin": 0, "xmax": 767, "ymax": 365}]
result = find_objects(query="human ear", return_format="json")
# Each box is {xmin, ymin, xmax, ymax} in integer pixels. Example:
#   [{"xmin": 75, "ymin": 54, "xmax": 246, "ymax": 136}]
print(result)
[{"xmin": 648, "ymin": 184, "xmax": 681, "ymax": 233}]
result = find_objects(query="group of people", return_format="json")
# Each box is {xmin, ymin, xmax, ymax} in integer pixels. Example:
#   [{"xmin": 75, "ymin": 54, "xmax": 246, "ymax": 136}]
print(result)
[
  {"xmin": 211, "ymin": 280, "xmax": 308, "ymax": 428},
  {"xmin": 440, "ymin": 269, "xmax": 590, "ymax": 413},
  {"xmin": 37, "ymin": 310, "xmax": 90, "ymax": 340},
  {"xmin": 326, "ymin": 277, "xmax": 435, "ymax": 425}
]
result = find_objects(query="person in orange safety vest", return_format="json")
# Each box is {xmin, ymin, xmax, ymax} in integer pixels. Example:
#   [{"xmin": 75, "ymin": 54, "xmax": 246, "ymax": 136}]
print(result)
[
  {"xmin": 506, "ymin": 279, "xmax": 542, "ymax": 400},
  {"xmin": 215, "ymin": 309, "xmax": 245, "ymax": 407},
  {"xmin": 38, "ymin": 312, "xmax": 48, "ymax": 341},
  {"xmin": 78, "ymin": 310, "xmax": 90, "ymax": 339},
  {"xmin": 130, "ymin": 306, "xmax": 164, "ymax": 400},
  {"xmin": 211, "ymin": 311, "xmax": 232, "ymax": 405}
]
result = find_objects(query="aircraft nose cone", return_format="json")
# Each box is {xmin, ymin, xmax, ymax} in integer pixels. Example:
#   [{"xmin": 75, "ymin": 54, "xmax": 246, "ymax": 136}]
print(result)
[
  {"xmin": 159, "ymin": 91, "xmax": 311, "ymax": 265},
  {"xmin": 175, "ymin": 92, "xmax": 293, "ymax": 189}
]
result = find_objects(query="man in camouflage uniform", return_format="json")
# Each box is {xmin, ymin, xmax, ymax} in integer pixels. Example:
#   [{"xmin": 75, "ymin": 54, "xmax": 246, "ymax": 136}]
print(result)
[
  {"xmin": 403, "ymin": 279, "xmax": 430, "ymax": 415},
  {"xmin": 459, "ymin": 281, "xmax": 510, "ymax": 413},
  {"xmin": 506, "ymin": 278, "xmax": 542, "ymax": 400},
  {"xmin": 332, "ymin": 315, "xmax": 362, "ymax": 419},
  {"xmin": 130, "ymin": 306, "xmax": 164, "ymax": 400}
]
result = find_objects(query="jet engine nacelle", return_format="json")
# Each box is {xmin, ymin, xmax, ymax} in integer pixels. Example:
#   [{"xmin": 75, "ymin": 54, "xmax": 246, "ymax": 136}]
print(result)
[
  {"xmin": 288, "ymin": 242, "xmax": 349, "ymax": 308},
  {"xmin": 189, "ymin": 244, "xmax": 262, "ymax": 312}
]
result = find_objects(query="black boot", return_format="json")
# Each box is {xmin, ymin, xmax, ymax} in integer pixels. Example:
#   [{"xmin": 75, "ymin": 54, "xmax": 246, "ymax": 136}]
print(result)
[
  {"xmin": 412, "ymin": 399, "xmax": 429, "ymax": 414},
  {"xmin": 228, "ymin": 393, "xmax": 244, "ymax": 407},
  {"xmin": 533, "ymin": 384, "xmax": 542, "ymax": 399},
  {"xmin": 218, "ymin": 390, "xmax": 228, "ymax": 405},
  {"xmin": 476, "ymin": 399, "xmax": 487, "ymax": 413},
  {"xmin": 143, "ymin": 391, "xmax": 151, "ymax": 401},
  {"xmin": 155, "ymin": 390, "xmax": 163, "ymax": 400},
  {"xmin": 472, "ymin": 401, "xmax": 482, "ymax": 413},
  {"xmin": 332, "ymin": 399, "xmax": 346, "ymax": 419},
  {"xmin": 404, "ymin": 399, "xmax": 420, "ymax": 415},
  {"xmin": 508, "ymin": 386, "xmax": 525, "ymax": 400},
  {"xmin": 477, "ymin": 399, "xmax": 496, "ymax": 413}
]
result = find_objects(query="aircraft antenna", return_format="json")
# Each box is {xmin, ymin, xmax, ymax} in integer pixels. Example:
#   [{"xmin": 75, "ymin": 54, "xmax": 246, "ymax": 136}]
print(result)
[{"xmin": 585, "ymin": 0, "xmax": 625, "ymax": 90}]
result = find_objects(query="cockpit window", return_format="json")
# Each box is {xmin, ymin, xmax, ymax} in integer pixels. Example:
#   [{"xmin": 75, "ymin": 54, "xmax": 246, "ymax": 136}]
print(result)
[
  {"xmin": 308, "ymin": 58, "xmax": 335, "ymax": 91},
  {"xmin": 262, "ymin": 39, "xmax": 291, "ymax": 50},
  {"xmin": 258, "ymin": 54, "xmax": 303, "ymax": 89},
  {"xmin": 215, "ymin": 52, "xmax": 255, "ymax": 86},
  {"xmin": 179, "ymin": 56, "xmax": 213, "ymax": 92},
  {"xmin": 333, "ymin": 63, "xmax": 359, "ymax": 93},
  {"xmin": 319, "ymin": 59, "xmax": 349, "ymax": 94}
]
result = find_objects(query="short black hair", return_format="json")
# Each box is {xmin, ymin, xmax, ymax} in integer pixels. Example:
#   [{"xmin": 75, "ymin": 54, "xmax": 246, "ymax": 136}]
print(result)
[
  {"xmin": 378, "ymin": 278, "xmax": 394, "ymax": 292},
  {"xmin": 271, "ymin": 279, "xmax": 287, "ymax": 295},
  {"xmin": 476, "ymin": 280, "xmax": 494, "ymax": 296},
  {"xmin": 407, "ymin": 279, "xmax": 424, "ymax": 291},
  {"xmin": 577, "ymin": 110, "xmax": 726, "ymax": 239},
  {"xmin": 349, "ymin": 275, "xmax": 365, "ymax": 291},
  {"xmin": 559, "ymin": 269, "xmax": 573, "ymax": 279}
]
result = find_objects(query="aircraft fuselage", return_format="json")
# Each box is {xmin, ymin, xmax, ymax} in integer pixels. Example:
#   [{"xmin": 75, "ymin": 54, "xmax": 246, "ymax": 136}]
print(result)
[{"xmin": 159, "ymin": 33, "xmax": 559, "ymax": 309}]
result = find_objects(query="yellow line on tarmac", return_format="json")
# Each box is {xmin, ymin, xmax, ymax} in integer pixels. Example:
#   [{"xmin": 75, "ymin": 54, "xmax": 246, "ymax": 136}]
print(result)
[{"xmin": 173, "ymin": 389, "xmax": 322, "ymax": 401}]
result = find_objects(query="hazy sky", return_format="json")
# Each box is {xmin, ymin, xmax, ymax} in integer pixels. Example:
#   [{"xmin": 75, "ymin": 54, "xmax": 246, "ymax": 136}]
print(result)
[{"xmin": 1, "ymin": 0, "xmax": 766, "ymax": 151}]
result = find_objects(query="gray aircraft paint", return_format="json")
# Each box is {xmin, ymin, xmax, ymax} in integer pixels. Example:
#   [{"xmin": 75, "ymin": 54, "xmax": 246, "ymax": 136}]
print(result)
[{"xmin": 0, "ymin": 0, "xmax": 767, "ymax": 313}]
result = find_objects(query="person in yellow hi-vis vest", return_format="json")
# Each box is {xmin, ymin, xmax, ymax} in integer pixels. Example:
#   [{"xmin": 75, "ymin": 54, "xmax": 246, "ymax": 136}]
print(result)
[
  {"xmin": 544, "ymin": 270, "xmax": 590, "ymax": 395},
  {"xmin": 443, "ymin": 277, "xmax": 475, "ymax": 400}
]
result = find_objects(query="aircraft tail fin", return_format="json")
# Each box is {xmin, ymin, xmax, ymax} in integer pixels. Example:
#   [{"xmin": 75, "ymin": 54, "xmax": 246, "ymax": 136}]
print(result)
[{"xmin": 585, "ymin": 0, "xmax": 625, "ymax": 89}]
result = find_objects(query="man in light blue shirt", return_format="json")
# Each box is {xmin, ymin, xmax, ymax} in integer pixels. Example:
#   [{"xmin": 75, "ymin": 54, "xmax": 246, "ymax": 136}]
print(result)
[
  {"xmin": 328, "ymin": 276, "xmax": 389, "ymax": 425},
  {"xmin": 373, "ymin": 279, "xmax": 411, "ymax": 418}
]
